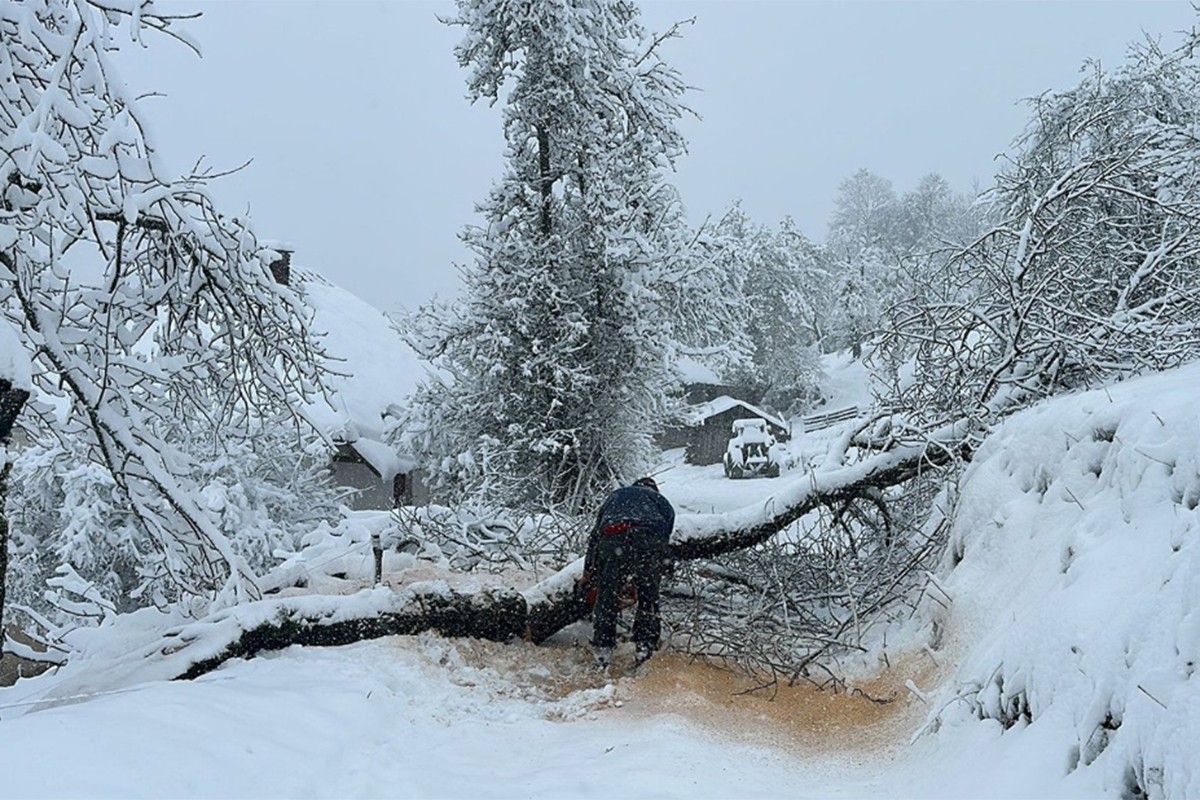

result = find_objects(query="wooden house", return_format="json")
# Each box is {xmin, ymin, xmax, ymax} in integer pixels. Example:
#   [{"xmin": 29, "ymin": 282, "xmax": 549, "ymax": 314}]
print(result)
[{"xmin": 270, "ymin": 248, "xmax": 428, "ymax": 509}]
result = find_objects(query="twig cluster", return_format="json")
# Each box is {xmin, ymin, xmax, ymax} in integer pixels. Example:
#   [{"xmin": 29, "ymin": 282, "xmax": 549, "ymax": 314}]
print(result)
[{"xmin": 662, "ymin": 470, "xmax": 953, "ymax": 690}]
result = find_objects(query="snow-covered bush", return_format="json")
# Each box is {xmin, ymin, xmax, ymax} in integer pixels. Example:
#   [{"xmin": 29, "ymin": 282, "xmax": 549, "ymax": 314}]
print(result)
[
  {"xmin": 182, "ymin": 428, "xmax": 347, "ymax": 576},
  {"xmin": 6, "ymin": 432, "xmax": 145, "ymax": 619},
  {"xmin": 6, "ymin": 422, "xmax": 345, "ymax": 628}
]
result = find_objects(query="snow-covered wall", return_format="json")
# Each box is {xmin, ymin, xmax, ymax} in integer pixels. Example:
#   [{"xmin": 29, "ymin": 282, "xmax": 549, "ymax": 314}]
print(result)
[{"xmin": 923, "ymin": 362, "xmax": 1200, "ymax": 799}]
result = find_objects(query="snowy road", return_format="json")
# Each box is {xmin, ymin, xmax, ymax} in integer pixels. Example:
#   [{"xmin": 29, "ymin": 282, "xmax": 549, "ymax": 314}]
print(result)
[
  {"xmin": 6, "ymin": 360, "xmax": 1194, "ymax": 798},
  {"xmin": 0, "ymin": 632, "xmax": 926, "ymax": 799}
]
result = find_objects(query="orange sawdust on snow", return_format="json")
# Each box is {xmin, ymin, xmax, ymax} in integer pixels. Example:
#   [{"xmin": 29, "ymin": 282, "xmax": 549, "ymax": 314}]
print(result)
[
  {"xmin": 621, "ymin": 651, "xmax": 939, "ymax": 757},
  {"xmin": 432, "ymin": 634, "xmax": 941, "ymax": 757}
]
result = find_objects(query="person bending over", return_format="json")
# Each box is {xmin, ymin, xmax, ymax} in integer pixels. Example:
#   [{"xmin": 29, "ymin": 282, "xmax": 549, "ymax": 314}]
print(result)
[{"xmin": 581, "ymin": 476, "xmax": 675, "ymax": 670}]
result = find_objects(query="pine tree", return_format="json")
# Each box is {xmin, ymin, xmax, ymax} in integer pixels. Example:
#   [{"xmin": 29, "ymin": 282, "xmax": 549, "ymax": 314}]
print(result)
[{"xmin": 404, "ymin": 0, "xmax": 738, "ymax": 512}]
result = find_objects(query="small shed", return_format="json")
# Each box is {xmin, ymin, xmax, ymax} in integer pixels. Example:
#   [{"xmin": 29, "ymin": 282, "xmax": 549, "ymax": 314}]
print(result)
[
  {"xmin": 331, "ymin": 440, "xmax": 427, "ymax": 509},
  {"xmin": 683, "ymin": 396, "xmax": 790, "ymax": 466}
]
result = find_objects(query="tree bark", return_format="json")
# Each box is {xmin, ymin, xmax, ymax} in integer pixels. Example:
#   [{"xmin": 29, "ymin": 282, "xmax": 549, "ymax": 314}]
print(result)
[
  {"xmin": 0, "ymin": 379, "xmax": 30, "ymax": 654},
  {"xmin": 176, "ymin": 586, "xmax": 530, "ymax": 681},
  {"xmin": 538, "ymin": 125, "xmax": 552, "ymax": 237},
  {"xmin": 167, "ymin": 436, "xmax": 965, "ymax": 682}
]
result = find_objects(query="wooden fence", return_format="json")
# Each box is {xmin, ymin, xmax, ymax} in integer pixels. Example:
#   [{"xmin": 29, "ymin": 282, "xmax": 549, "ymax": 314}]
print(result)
[{"xmin": 800, "ymin": 405, "xmax": 861, "ymax": 433}]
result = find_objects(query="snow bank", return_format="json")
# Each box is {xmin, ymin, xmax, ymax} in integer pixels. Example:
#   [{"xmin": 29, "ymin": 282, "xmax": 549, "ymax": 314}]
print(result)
[{"xmin": 920, "ymin": 362, "xmax": 1200, "ymax": 799}]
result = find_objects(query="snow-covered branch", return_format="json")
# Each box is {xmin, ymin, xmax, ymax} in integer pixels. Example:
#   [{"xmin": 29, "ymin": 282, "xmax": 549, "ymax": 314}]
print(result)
[{"xmin": 1, "ymin": 0, "xmax": 332, "ymax": 618}]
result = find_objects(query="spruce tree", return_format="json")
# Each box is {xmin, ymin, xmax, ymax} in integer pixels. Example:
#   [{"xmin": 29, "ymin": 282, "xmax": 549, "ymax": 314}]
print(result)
[{"xmin": 405, "ymin": 0, "xmax": 739, "ymax": 511}]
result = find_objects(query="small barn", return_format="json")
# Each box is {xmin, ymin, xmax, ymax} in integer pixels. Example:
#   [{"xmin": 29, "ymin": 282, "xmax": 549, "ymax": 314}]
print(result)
[
  {"xmin": 330, "ymin": 440, "xmax": 428, "ymax": 508},
  {"xmin": 682, "ymin": 396, "xmax": 790, "ymax": 466}
]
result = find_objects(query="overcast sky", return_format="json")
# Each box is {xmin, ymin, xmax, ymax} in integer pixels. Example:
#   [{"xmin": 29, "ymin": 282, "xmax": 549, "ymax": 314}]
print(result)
[{"xmin": 114, "ymin": 1, "xmax": 1196, "ymax": 314}]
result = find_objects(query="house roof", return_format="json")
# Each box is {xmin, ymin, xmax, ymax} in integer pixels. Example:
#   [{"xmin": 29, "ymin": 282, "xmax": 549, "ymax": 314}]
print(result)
[
  {"xmin": 295, "ymin": 271, "xmax": 425, "ymax": 472},
  {"xmin": 674, "ymin": 355, "xmax": 722, "ymax": 386},
  {"xmin": 346, "ymin": 438, "xmax": 419, "ymax": 482},
  {"xmin": 688, "ymin": 395, "xmax": 789, "ymax": 433}
]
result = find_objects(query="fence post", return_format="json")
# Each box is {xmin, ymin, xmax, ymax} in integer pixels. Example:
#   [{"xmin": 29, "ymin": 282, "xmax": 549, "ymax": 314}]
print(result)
[{"xmin": 371, "ymin": 531, "xmax": 383, "ymax": 586}]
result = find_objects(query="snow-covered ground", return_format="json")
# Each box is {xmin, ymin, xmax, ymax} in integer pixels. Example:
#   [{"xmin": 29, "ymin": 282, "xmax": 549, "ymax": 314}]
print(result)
[
  {"xmin": 1, "ymin": 359, "xmax": 1198, "ymax": 798},
  {"xmin": 0, "ymin": 632, "xmax": 925, "ymax": 799}
]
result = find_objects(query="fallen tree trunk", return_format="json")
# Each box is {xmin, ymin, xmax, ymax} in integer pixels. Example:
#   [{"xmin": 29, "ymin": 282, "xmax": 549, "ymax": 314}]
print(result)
[
  {"xmin": 176, "ymin": 586, "xmax": 531, "ymax": 681},
  {"xmin": 168, "ymin": 434, "xmax": 965, "ymax": 681}
]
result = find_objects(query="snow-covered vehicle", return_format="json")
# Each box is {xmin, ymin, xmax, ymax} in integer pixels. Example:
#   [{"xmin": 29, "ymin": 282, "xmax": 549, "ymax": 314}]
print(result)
[{"xmin": 723, "ymin": 418, "xmax": 781, "ymax": 479}]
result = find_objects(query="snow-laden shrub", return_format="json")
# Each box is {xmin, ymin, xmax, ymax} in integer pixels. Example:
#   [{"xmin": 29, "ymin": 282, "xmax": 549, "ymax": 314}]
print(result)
[
  {"xmin": 6, "ymin": 423, "xmax": 346, "ymax": 628},
  {"xmin": 7, "ymin": 433, "xmax": 146, "ymax": 618},
  {"xmin": 183, "ymin": 429, "xmax": 348, "ymax": 576}
]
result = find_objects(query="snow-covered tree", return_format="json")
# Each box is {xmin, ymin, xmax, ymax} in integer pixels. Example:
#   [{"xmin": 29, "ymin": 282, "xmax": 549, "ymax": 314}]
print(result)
[
  {"xmin": 823, "ymin": 170, "xmax": 899, "ymax": 355},
  {"xmin": 0, "ymin": 0, "xmax": 330, "ymax": 620},
  {"xmin": 404, "ymin": 0, "xmax": 745, "ymax": 512},
  {"xmin": 705, "ymin": 206, "xmax": 829, "ymax": 411},
  {"xmin": 826, "ymin": 168, "xmax": 899, "ymax": 262},
  {"xmin": 876, "ymin": 32, "xmax": 1200, "ymax": 433},
  {"xmin": 824, "ymin": 170, "xmax": 984, "ymax": 357}
]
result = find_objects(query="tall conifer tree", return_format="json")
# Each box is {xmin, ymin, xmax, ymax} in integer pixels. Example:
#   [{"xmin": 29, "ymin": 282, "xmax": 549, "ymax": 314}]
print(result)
[{"xmin": 405, "ymin": 0, "xmax": 742, "ymax": 511}]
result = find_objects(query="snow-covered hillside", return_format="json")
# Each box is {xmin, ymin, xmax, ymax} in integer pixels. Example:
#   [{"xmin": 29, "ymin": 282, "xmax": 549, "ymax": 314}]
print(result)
[
  {"xmin": 909, "ymin": 362, "xmax": 1200, "ymax": 799},
  {"xmin": 0, "ymin": 362, "xmax": 1197, "ymax": 798}
]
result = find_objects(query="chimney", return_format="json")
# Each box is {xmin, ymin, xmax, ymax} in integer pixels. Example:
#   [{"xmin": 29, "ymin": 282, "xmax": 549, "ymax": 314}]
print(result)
[{"xmin": 268, "ymin": 248, "xmax": 292, "ymax": 286}]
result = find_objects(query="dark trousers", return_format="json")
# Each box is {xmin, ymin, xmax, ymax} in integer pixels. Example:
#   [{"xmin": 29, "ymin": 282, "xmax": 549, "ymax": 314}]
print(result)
[{"xmin": 591, "ymin": 530, "xmax": 666, "ymax": 651}]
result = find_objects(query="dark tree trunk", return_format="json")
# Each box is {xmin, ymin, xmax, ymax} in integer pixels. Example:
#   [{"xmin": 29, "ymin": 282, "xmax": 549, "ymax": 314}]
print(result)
[
  {"xmin": 538, "ymin": 125, "xmax": 552, "ymax": 237},
  {"xmin": 176, "ymin": 587, "xmax": 530, "ymax": 681},
  {"xmin": 0, "ymin": 379, "xmax": 30, "ymax": 654}
]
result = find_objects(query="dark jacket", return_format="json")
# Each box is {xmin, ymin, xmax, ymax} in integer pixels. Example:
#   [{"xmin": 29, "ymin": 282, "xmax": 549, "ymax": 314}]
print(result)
[
  {"xmin": 592, "ymin": 485, "xmax": 675, "ymax": 541},
  {"xmin": 583, "ymin": 485, "xmax": 675, "ymax": 579},
  {"xmin": 582, "ymin": 485, "xmax": 676, "ymax": 650}
]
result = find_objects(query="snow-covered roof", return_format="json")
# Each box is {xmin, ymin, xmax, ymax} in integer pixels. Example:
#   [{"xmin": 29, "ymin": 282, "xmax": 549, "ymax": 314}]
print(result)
[
  {"xmin": 346, "ymin": 438, "xmax": 415, "ymax": 482},
  {"xmin": 297, "ymin": 273, "xmax": 425, "ymax": 465},
  {"xmin": 675, "ymin": 355, "xmax": 722, "ymax": 386},
  {"xmin": 688, "ymin": 396, "xmax": 788, "ymax": 432}
]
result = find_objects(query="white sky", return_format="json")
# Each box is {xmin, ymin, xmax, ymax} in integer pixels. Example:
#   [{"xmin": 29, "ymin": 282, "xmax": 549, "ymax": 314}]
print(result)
[{"xmin": 114, "ymin": 1, "xmax": 1196, "ymax": 314}]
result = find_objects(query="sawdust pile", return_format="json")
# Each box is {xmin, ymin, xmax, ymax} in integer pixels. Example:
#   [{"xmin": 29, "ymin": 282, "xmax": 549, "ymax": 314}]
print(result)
[
  {"xmin": 624, "ymin": 652, "xmax": 937, "ymax": 759},
  {"xmin": 439, "ymin": 635, "xmax": 940, "ymax": 758}
]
